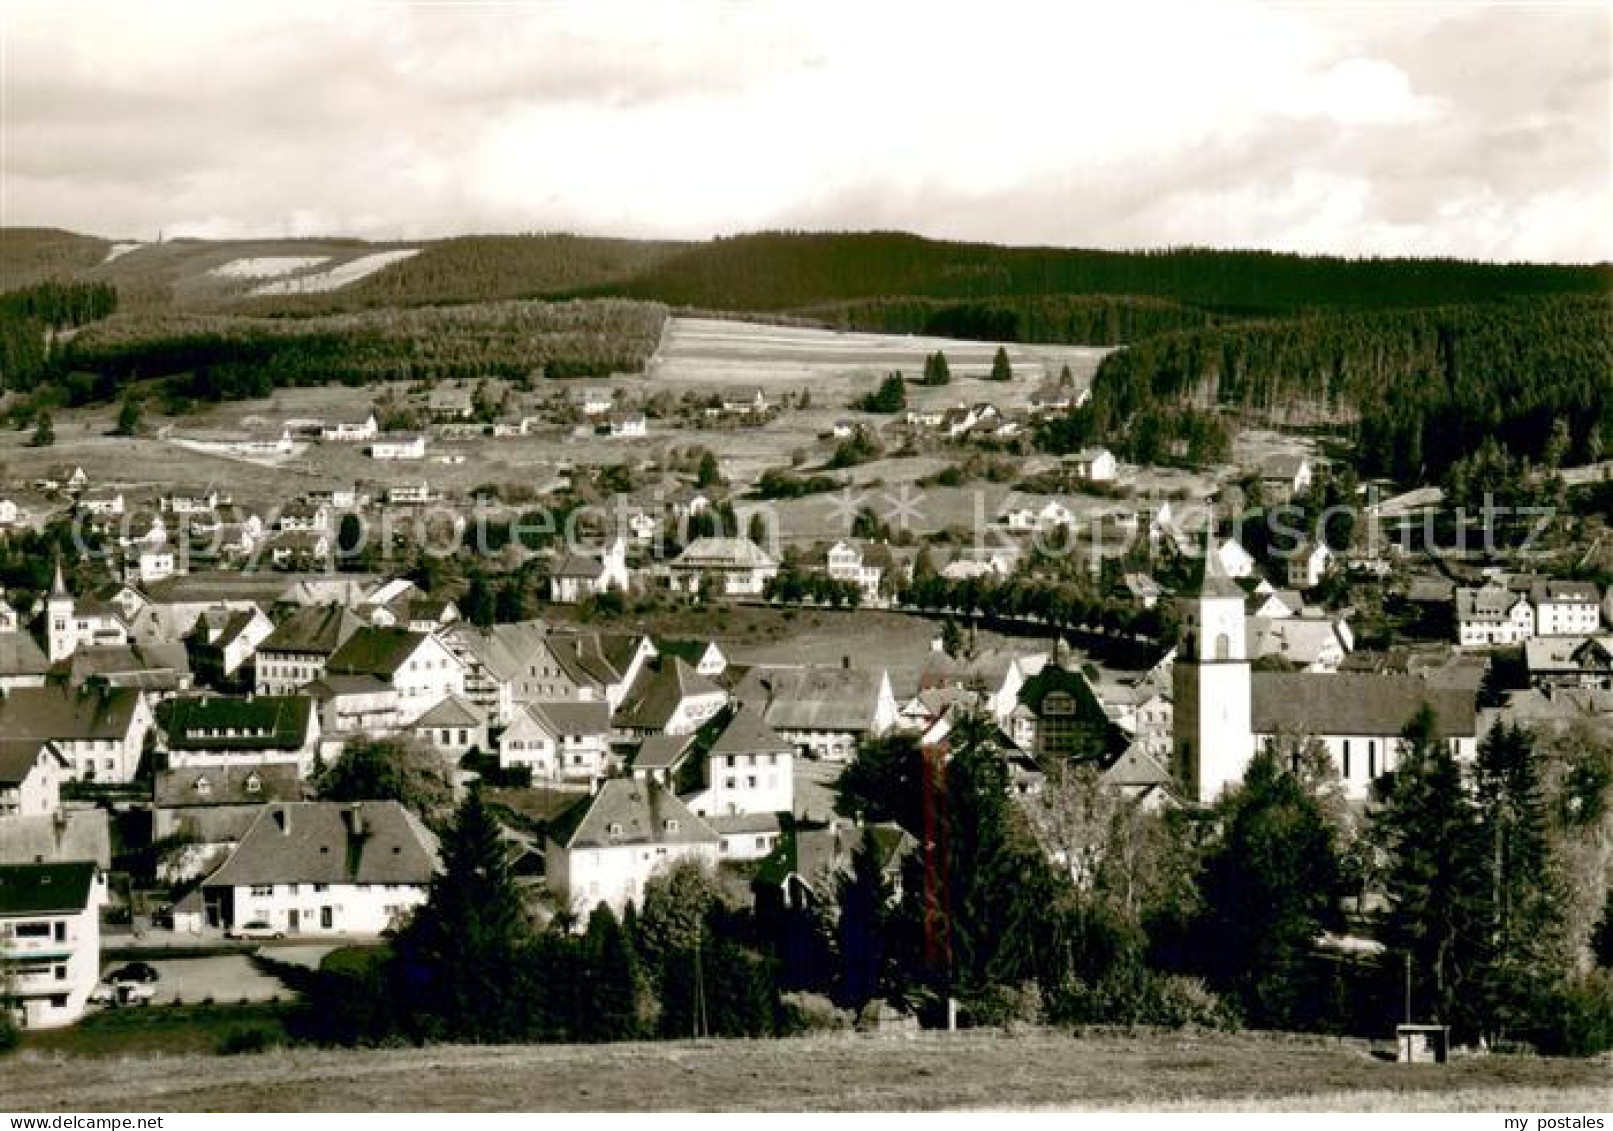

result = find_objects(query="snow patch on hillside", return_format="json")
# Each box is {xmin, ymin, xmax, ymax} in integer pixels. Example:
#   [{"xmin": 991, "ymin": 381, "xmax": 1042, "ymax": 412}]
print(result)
[{"xmin": 250, "ymin": 249, "xmax": 420, "ymax": 295}]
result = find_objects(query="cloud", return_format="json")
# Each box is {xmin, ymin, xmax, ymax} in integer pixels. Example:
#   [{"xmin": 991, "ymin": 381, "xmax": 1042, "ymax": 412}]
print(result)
[{"xmin": 0, "ymin": 0, "xmax": 1607, "ymax": 261}]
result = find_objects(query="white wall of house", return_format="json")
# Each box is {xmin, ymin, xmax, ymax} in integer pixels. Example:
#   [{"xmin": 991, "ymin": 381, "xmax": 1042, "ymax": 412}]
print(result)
[
  {"xmin": 498, "ymin": 712, "xmax": 609, "ymax": 781},
  {"xmin": 224, "ymin": 881, "xmax": 427, "ymax": 937},
  {"xmin": 0, "ymin": 749, "xmax": 65, "ymax": 818},
  {"xmin": 0, "ymin": 882, "xmax": 103, "ymax": 1029},
  {"xmin": 391, "ymin": 636, "xmax": 466, "ymax": 724},
  {"xmin": 693, "ymin": 750, "xmax": 793, "ymax": 817},
  {"xmin": 256, "ymin": 651, "xmax": 329, "ymax": 696},
  {"xmin": 59, "ymin": 699, "xmax": 154, "ymax": 783},
  {"xmin": 549, "ymin": 839, "xmax": 719, "ymax": 916},
  {"xmin": 1536, "ymin": 599, "xmax": 1602, "ymax": 638}
]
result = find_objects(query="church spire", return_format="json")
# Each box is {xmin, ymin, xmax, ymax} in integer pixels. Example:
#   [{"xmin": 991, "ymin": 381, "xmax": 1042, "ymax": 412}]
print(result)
[
  {"xmin": 1199, "ymin": 530, "xmax": 1243, "ymax": 601},
  {"xmin": 48, "ymin": 558, "xmax": 70, "ymax": 602}
]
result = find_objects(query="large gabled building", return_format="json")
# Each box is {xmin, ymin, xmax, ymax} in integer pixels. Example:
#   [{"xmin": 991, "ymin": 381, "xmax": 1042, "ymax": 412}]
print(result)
[
  {"xmin": 255, "ymin": 604, "xmax": 365, "ymax": 696},
  {"xmin": 546, "ymin": 778, "xmax": 719, "ymax": 916},
  {"xmin": 0, "ymin": 860, "xmax": 105, "ymax": 1029}
]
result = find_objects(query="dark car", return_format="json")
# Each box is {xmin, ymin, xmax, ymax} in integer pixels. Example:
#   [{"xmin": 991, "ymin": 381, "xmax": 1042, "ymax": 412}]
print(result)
[{"xmin": 107, "ymin": 961, "xmax": 160, "ymax": 984}]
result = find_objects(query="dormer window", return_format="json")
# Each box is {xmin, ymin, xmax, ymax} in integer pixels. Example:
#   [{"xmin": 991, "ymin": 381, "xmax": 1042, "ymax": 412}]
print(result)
[
  {"xmin": 664, "ymin": 819, "xmax": 679, "ymax": 833},
  {"xmin": 244, "ymin": 774, "xmax": 261, "ymax": 793},
  {"xmin": 193, "ymin": 777, "xmax": 211, "ymax": 795},
  {"xmin": 607, "ymin": 822, "xmax": 623, "ymax": 837}
]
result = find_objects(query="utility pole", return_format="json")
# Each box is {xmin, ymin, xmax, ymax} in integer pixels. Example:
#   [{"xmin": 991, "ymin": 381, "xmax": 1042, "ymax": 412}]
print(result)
[{"xmin": 1404, "ymin": 951, "xmax": 1412, "ymax": 1025}]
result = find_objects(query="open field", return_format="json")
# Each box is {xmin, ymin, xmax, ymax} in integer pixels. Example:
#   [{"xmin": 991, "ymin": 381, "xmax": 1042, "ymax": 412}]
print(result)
[
  {"xmin": 650, "ymin": 316, "xmax": 1111, "ymax": 396},
  {"xmin": 4, "ymin": 1030, "xmax": 1606, "ymax": 1111}
]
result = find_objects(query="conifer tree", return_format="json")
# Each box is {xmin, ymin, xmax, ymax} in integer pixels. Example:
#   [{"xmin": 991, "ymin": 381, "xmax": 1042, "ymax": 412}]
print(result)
[{"xmin": 989, "ymin": 347, "xmax": 1013, "ymax": 382}]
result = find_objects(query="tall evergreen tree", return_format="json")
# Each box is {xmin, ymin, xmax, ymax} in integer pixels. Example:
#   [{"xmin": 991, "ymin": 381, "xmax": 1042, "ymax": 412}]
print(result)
[
  {"xmin": 1372, "ymin": 705, "xmax": 1492, "ymax": 1037},
  {"xmin": 579, "ymin": 903, "xmax": 647, "ymax": 1041},
  {"xmin": 391, "ymin": 789, "xmax": 532, "ymax": 1042},
  {"xmin": 836, "ymin": 830, "xmax": 894, "ymax": 1011},
  {"xmin": 1473, "ymin": 722, "xmax": 1573, "ymax": 1038},
  {"xmin": 1193, "ymin": 745, "xmax": 1343, "ymax": 1028}
]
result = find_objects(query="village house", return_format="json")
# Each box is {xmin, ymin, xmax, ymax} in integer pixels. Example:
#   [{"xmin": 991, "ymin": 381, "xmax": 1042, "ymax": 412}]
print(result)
[
  {"xmin": 549, "ymin": 537, "xmax": 630, "ymax": 604},
  {"xmin": 321, "ymin": 412, "xmax": 379, "ymax": 442},
  {"xmin": 427, "ymin": 385, "xmax": 475, "ymax": 420},
  {"xmin": 667, "ymin": 536, "xmax": 778, "ymax": 597},
  {"xmin": 324, "ymin": 627, "xmax": 465, "ymax": 725},
  {"xmin": 385, "ymin": 481, "xmax": 433, "ymax": 505},
  {"xmin": 162, "ymin": 487, "xmax": 223, "ymax": 516},
  {"xmin": 825, "ymin": 540, "xmax": 884, "ymax": 604},
  {"xmin": 369, "ymin": 433, "xmax": 427, "ymax": 461},
  {"xmin": 409, "ymin": 693, "xmax": 488, "ymax": 759},
  {"xmin": 546, "ymin": 778, "xmax": 720, "ymax": 916},
  {"xmin": 61, "ymin": 641, "xmax": 192, "ymax": 697},
  {"xmin": 158, "ymin": 695, "xmax": 322, "ymax": 777},
  {"xmin": 613, "ymin": 657, "xmax": 728, "ymax": 737},
  {"xmin": 654, "ymin": 638, "xmax": 728, "ymax": 680},
  {"xmin": 606, "ymin": 412, "xmax": 647, "ymax": 438},
  {"xmin": 1523, "ymin": 634, "xmax": 1613, "ymax": 691},
  {"xmin": 200, "ymin": 801, "xmax": 438, "ymax": 937},
  {"xmin": 0, "ymin": 685, "xmax": 154, "ymax": 783},
  {"xmin": 36, "ymin": 465, "xmax": 88, "ymax": 494},
  {"xmin": 255, "ymin": 604, "xmax": 365, "ymax": 696},
  {"xmin": 0, "ymin": 739, "xmax": 69, "ymax": 819},
  {"xmin": 1065, "ymin": 446, "xmax": 1118, "ymax": 483},
  {"xmin": 307, "ymin": 674, "xmax": 399, "ymax": 742},
  {"xmin": 0, "ymin": 497, "xmax": 23, "ymax": 527},
  {"xmin": 1247, "ymin": 614, "xmax": 1354, "ymax": 673},
  {"xmin": 153, "ymin": 764, "xmax": 304, "ymax": 883},
  {"xmin": 78, "ymin": 488, "xmax": 124, "ymax": 517},
  {"xmin": 0, "ymin": 861, "xmax": 105, "ymax": 1029},
  {"xmin": 1455, "ymin": 583, "xmax": 1535, "ymax": 648},
  {"xmin": 1259, "ymin": 453, "xmax": 1314, "ymax": 500},
  {"xmin": 680, "ymin": 706, "xmax": 795, "ymax": 822},
  {"xmin": 498, "ymin": 699, "xmax": 613, "ymax": 781},
  {"xmin": 754, "ymin": 822, "xmax": 915, "ymax": 921},
  {"xmin": 733, "ymin": 664, "xmax": 899, "ymax": 761},
  {"xmin": 576, "ymin": 387, "xmax": 615, "ymax": 417},
  {"xmin": 185, "ymin": 605, "xmax": 275, "ymax": 685},
  {"xmin": 0, "ymin": 630, "xmax": 51, "ymax": 692},
  {"xmin": 1531, "ymin": 580, "xmax": 1603, "ymax": 637},
  {"xmin": 1287, "ymin": 539, "xmax": 1335, "ymax": 590}
]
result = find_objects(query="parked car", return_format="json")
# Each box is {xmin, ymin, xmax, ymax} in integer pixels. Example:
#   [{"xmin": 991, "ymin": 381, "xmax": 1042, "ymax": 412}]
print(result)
[
  {"xmin": 107, "ymin": 961, "xmax": 159, "ymax": 984},
  {"xmin": 89, "ymin": 981, "xmax": 155, "ymax": 1006},
  {"xmin": 226, "ymin": 919, "xmax": 284, "ymax": 941}
]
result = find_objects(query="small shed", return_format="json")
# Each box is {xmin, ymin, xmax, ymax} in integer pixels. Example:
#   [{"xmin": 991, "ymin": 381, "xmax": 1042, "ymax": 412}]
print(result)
[{"xmin": 1396, "ymin": 1023, "xmax": 1450, "ymax": 1064}]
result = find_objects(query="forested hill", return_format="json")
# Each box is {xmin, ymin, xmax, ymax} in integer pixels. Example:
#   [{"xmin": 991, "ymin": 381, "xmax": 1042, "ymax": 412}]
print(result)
[
  {"xmin": 1039, "ymin": 295, "xmax": 1613, "ymax": 481},
  {"xmin": 590, "ymin": 231, "xmax": 1611, "ymax": 316}
]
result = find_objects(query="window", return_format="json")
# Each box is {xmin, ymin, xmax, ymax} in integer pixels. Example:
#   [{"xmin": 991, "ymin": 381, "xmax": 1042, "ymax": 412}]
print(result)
[
  {"xmin": 1342, "ymin": 740, "xmax": 1351, "ymax": 779},
  {"xmin": 244, "ymin": 774, "xmax": 261, "ymax": 793},
  {"xmin": 664, "ymin": 819, "xmax": 679, "ymax": 833},
  {"xmin": 1368, "ymin": 741, "xmax": 1377, "ymax": 779},
  {"xmin": 55, "ymin": 964, "xmax": 67, "ymax": 980},
  {"xmin": 14, "ymin": 922, "xmax": 49, "ymax": 939},
  {"xmin": 250, "ymin": 884, "xmax": 273, "ymax": 897}
]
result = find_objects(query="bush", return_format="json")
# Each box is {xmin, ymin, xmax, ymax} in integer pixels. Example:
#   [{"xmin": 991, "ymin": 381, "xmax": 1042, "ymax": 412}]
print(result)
[
  {"xmin": 0, "ymin": 1011, "xmax": 18, "ymax": 1055},
  {"xmin": 218, "ymin": 1026, "xmax": 282, "ymax": 1055},
  {"xmin": 965, "ymin": 982, "xmax": 1045, "ymax": 1031},
  {"xmin": 1538, "ymin": 970, "xmax": 1613, "ymax": 1057},
  {"xmin": 778, "ymin": 992, "xmax": 854, "ymax": 1035}
]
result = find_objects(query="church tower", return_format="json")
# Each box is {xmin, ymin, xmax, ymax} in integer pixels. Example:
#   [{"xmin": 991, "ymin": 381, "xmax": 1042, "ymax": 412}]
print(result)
[
  {"xmin": 1172, "ymin": 536, "xmax": 1253, "ymax": 802},
  {"xmin": 46, "ymin": 559, "xmax": 75, "ymax": 663}
]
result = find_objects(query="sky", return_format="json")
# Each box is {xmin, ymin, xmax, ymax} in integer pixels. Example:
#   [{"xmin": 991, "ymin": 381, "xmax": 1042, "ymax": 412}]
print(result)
[{"xmin": 2, "ymin": 0, "xmax": 1609, "ymax": 261}]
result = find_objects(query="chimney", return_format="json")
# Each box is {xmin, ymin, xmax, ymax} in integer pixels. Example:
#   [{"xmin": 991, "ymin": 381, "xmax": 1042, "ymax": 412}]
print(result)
[{"xmin": 274, "ymin": 807, "xmax": 291, "ymax": 835}]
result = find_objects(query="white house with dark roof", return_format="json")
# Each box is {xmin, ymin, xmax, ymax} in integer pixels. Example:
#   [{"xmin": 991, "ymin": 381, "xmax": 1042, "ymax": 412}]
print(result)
[
  {"xmin": 158, "ymin": 695, "xmax": 322, "ymax": 777},
  {"xmin": 410, "ymin": 693, "xmax": 488, "ymax": 758},
  {"xmin": 1259, "ymin": 453, "xmax": 1314, "ymax": 499},
  {"xmin": 1456, "ymin": 583, "xmax": 1535, "ymax": 648},
  {"xmin": 153, "ymin": 763, "xmax": 303, "ymax": 882},
  {"xmin": 733, "ymin": 664, "xmax": 899, "ymax": 761},
  {"xmin": 680, "ymin": 706, "xmax": 794, "ymax": 821},
  {"xmin": 0, "ymin": 685, "xmax": 154, "ymax": 783},
  {"xmin": 0, "ymin": 630, "xmax": 51, "ymax": 692},
  {"xmin": 613, "ymin": 657, "xmax": 727, "ymax": 737},
  {"xmin": 549, "ymin": 537, "xmax": 629, "ymax": 604},
  {"xmin": 0, "ymin": 860, "xmax": 105, "ymax": 1028},
  {"xmin": 369, "ymin": 433, "xmax": 427, "ymax": 461},
  {"xmin": 1287, "ymin": 539, "xmax": 1335, "ymax": 590},
  {"xmin": 0, "ymin": 739, "xmax": 68, "ymax": 819},
  {"xmin": 1531, "ymin": 580, "xmax": 1602, "ymax": 637},
  {"xmin": 255, "ymin": 603, "xmax": 365, "ymax": 695},
  {"xmin": 498, "ymin": 700, "xmax": 613, "ymax": 781},
  {"xmin": 323, "ymin": 627, "xmax": 465, "ymax": 725},
  {"xmin": 546, "ymin": 779, "xmax": 720, "ymax": 916},
  {"xmin": 668, "ymin": 537, "xmax": 778, "ymax": 597},
  {"xmin": 200, "ymin": 801, "xmax": 438, "ymax": 936}
]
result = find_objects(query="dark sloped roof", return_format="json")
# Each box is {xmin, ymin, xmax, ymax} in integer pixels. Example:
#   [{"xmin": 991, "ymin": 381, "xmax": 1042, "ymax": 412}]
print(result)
[
  {"xmin": 203, "ymin": 801, "xmax": 439, "ymax": 887},
  {"xmin": 526, "ymin": 699, "xmax": 612, "ymax": 737},
  {"xmin": 154, "ymin": 763, "xmax": 303, "ymax": 808},
  {"xmin": 633, "ymin": 733, "xmax": 697, "ymax": 772},
  {"xmin": 553, "ymin": 778, "xmax": 718, "ymax": 850},
  {"xmin": 1251, "ymin": 672, "xmax": 1477, "ymax": 738},
  {"xmin": 707, "ymin": 704, "xmax": 792, "ymax": 759},
  {"xmin": 326, "ymin": 627, "xmax": 427, "ymax": 678},
  {"xmin": 0, "ymin": 630, "xmax": 50, "ymax": 677},
  {"xmin": 615, "ymin": 657, "xmax": 723, "ymax": 731},
  {"xmin": 734, "ymin": 666, "xmax": 887, "ymax": 733},
  {"xmin": 0, "ymin": 811, "xmax": 110, "ymax": 869},
  {"xmin": 552, "ymin": 553, "xmax": 605, "ymax": 579},
  {"xmin": 0, "ymin": 686, "xmax": 143, "ymax": 742},
  {"xmin": 0, "ymin": 860, "xmax": 97, "ymax": 915},
  {"xmin": 159, "ymin": 695, "xmax": 315, "ymax": 752},
  {"xmin": 259, "ymin": 603, "xmax": 364, "ymax": 656},
  {"xmin": 0, "ymin": 739, "xmax": 66, "ymax": 786},
  {"xmin": 412, "ymin": 693, "xmax": 485, "ymax": 729}
]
